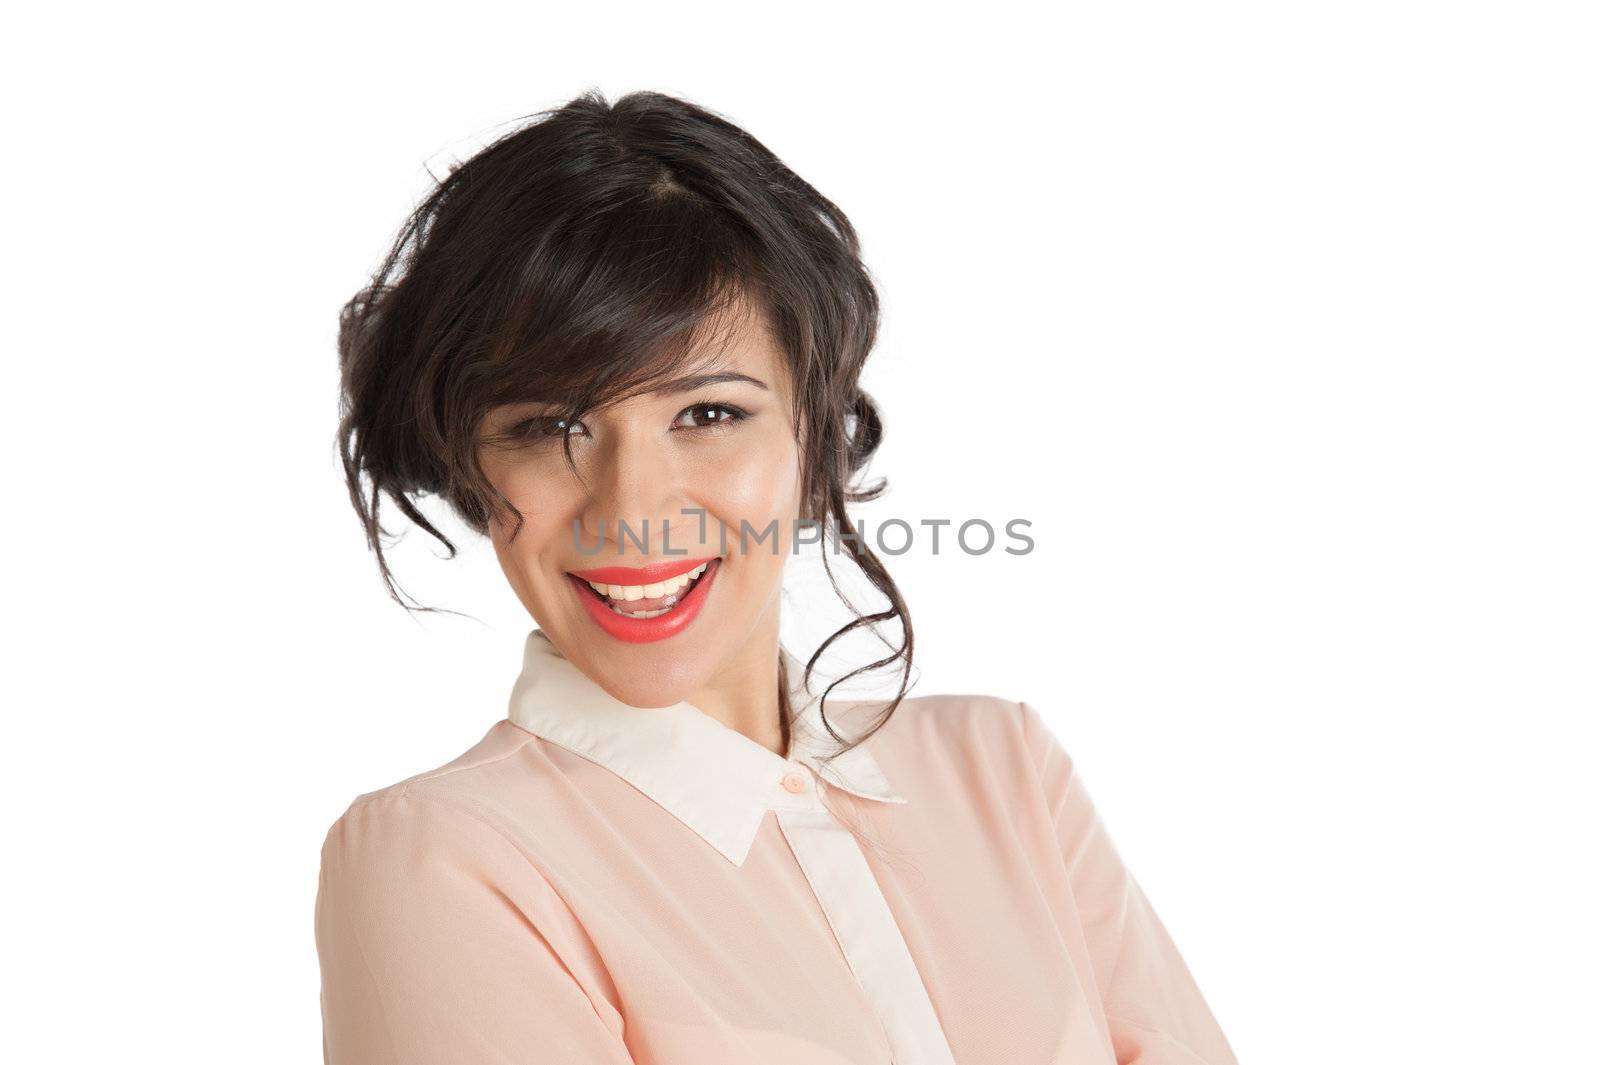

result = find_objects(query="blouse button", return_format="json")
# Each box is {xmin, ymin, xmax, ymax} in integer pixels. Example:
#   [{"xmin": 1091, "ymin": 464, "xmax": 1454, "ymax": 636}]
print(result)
[{"xmin": 781, "ymin": 770, "xmax": 808, "ymax": 793}]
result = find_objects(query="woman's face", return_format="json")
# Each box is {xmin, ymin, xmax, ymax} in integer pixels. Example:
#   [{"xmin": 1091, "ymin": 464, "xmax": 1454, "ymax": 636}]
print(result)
[{"xmin": 476, "ymin": 306, "xmax": 805, "ymax": 709}]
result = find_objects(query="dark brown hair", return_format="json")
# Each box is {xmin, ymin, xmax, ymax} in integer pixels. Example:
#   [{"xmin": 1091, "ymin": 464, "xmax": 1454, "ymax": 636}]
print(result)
[{"xmin": 334, "ymin": 88, "xmax": 912, "ymax": 764}]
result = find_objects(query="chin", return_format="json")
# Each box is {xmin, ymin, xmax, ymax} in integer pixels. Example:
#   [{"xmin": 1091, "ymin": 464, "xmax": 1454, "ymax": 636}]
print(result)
[{"xmin": 593, "ymin": 665, "xmax": 703, "ymax": 710}]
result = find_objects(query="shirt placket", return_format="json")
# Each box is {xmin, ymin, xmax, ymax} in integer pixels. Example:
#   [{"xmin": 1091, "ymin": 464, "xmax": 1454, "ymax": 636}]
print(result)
[{"xmin": 768, "ymin": 760, "xmax": 956, "ymax": 1065}]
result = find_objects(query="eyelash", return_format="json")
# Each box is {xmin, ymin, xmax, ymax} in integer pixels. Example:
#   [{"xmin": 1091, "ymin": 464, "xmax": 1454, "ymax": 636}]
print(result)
[
  {"xmin": 675, "ymin": 398, "xmax": 751, "ymax": 432},
  {"xmin": 511, "ymin": 400, "xmax": 751, "ymax": 443}
]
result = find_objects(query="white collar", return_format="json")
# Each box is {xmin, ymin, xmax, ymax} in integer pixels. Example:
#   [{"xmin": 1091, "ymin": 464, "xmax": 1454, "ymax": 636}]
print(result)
[{"xmin": 505, "ymin": 630, "xmax": 907, "ymax": 865}]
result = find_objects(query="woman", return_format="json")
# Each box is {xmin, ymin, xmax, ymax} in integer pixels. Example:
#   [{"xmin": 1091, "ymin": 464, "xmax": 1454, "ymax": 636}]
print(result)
[{"xmin": 316, "ymin": 88, "xmax": 1238, "ymax": 1065}]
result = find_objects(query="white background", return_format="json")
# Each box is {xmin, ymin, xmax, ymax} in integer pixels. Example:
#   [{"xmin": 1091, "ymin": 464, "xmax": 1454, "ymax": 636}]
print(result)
[{"xmin": 5, "ymin": 2, "xmax": 1596, "ymax": 1062}]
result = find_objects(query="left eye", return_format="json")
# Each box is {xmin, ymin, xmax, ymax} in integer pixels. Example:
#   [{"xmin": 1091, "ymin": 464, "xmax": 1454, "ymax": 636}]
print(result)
[{"xmin": 673, "ymin": 403, "xmax": 748, "ymax": 430}]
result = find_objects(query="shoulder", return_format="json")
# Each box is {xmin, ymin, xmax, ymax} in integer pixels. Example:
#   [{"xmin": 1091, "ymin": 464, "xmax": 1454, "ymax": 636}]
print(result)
[
  {"xmin": 318, "ymin": 719, "xmax": 540, "ymax": 868},
  {"xmin": 342, "ymin": 718, "xmax": 537, "ymax": 808},
  {"xmin": 854, "ymin": 693, "xmax": 1086, "ymax": 835},
  {"xmin": 313, "ymin": 725, "xmax": 589, "ymax": 977},
  {"xmin": 875, "ymin": 690, "xmax": 1023, "ymax": 739},
  {"xmin": 846, "ymin": 690, "xmax": 1064, "ymax": 779}
]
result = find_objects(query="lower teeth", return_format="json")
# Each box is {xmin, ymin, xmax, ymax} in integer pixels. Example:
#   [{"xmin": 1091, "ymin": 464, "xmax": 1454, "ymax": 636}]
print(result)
[
  {"xmin": 603, "ymin": 573, "xmax": 701, "ymax": 619},
  {"xmin": 610, "ymin": 602, "xmax": 674, "ymax": 619}
]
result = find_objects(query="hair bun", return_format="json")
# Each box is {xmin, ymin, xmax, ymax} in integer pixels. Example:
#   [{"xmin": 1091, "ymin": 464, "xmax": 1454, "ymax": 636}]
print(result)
[{"xmin": 845, "ymin": 387, "xmax": 883, "ymax": 467}]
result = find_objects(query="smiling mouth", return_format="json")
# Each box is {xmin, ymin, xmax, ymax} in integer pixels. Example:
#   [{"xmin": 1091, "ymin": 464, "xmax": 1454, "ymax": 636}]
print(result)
[{"xmin": 573, "ymin": 561, "xmax": 714, "ymax": 619}]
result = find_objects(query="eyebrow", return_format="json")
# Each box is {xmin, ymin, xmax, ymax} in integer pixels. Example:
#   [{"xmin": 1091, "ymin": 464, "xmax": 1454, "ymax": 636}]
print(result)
[
  {"xmin": 647, "ymin": 371, "xmax": 769, "ymax": 395},
  {"xmin": 495, "ymin": 371, "xmax": 770, "ymax": 428}
]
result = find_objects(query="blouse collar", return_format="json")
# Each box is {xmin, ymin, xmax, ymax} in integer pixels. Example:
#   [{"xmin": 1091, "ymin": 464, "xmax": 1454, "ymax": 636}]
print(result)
[{"xmin": 505, "ymin": 629, "xmax": 907, "ymax": 866}]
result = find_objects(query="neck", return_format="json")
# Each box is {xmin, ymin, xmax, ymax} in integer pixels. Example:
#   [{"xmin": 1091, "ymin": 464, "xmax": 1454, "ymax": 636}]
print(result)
[{"xmin": 685, "ymin": 612, "xmax": 785, "ymax": 756}]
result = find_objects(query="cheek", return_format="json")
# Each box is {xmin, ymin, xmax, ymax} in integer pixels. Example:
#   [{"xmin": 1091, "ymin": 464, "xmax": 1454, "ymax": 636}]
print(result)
[
  {"xmin": 481, "ymin": 456, "xmax": 573, "ymax": 571},
  {"xmin": 692, "ymin": 432, "xmax": 802, "ymax": 553}
]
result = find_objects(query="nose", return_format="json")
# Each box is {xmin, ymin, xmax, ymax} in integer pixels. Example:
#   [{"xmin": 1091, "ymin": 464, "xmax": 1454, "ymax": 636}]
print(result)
[{"xmin": 574, "ymin": 425, "xmax": 698, "ymax": 558}]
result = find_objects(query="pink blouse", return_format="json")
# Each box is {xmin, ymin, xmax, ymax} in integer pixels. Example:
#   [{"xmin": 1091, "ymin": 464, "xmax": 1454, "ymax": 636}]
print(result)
[{"xmin": 314, "ymin": 630, "xmax": 1237, "ymax": 1064}]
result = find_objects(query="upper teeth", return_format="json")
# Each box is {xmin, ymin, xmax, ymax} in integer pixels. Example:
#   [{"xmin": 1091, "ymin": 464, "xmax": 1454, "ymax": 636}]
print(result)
[{"xmin": 589, "ymin": 562, "xmax": 709, "ymax": 601}]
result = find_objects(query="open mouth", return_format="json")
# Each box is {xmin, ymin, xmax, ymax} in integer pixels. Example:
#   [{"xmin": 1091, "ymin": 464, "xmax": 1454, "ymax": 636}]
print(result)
[
  {"xmin": 573, "ymin": 560, "xmax": 714, "ymax": 619},
  {"xmin": 564, "ymin": 557, "xmax": 723, "ymax": 644}
]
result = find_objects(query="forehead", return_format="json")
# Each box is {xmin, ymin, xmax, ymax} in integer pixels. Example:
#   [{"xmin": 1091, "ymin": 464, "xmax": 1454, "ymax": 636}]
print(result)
[
  {"xmin": 597, "ymin": 291, "xmax": 794, "ymax": 407},
  {"xmin": 674, "ymin": 294, "xmax": 789, "ymax": 389},
  {"xmin": 483, "ymin": 295, "xmax": 793, "ymax": 428}
]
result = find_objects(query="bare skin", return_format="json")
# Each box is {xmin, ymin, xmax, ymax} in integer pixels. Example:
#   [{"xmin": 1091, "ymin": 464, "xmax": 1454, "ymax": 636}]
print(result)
[{"xmin": 476, "ymin": 300, "xmax": 806, "ymax": 757}]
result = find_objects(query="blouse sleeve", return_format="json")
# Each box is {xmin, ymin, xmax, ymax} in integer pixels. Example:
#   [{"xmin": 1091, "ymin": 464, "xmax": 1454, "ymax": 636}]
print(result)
[
  {"xmin": 1018, "ymin": 700, "xmax": 1239, "ymax": 1065},
  {"xmin": 314, "ymin": 787, "xmax": 635, "ymax": 1065}
]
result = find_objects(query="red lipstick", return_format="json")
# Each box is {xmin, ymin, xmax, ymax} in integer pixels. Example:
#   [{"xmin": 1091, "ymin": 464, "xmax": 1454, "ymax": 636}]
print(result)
[
  {"xmin": 566, "ymin": 558, "xmax": 721, "ymax": 644},
  {"xmin": 568, "ymin": 556, "xmax": 717, "ymax": 586}
]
